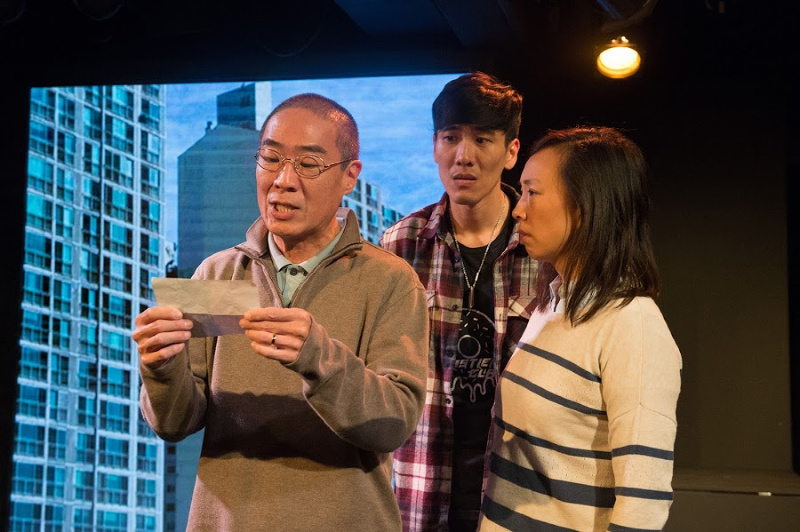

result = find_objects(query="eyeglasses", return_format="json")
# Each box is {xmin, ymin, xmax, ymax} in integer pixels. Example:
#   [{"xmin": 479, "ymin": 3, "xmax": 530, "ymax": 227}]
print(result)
[{"xmin": 254, "ymin": 147, "xmax": 354, "ymax": 178}]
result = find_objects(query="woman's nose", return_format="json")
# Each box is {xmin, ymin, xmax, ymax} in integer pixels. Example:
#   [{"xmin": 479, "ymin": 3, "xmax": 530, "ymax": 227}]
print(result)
[{"xmin": 512, "ymin": 200, "xmax": 525, "ymax": 220}]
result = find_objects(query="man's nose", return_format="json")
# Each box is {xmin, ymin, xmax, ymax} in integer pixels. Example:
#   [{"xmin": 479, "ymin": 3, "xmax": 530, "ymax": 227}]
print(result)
[
  {"xmin": 273, "ymin": 160, "xmax": 299, "ymax": 188},
  {"xmin": 455, "ymin": 141, "xmax": 474, "ymax": 165}
]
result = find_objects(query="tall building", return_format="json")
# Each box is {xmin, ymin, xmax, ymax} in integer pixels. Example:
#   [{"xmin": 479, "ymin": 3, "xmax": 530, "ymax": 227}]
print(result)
[
  {"xmin": 341, "ymin": 181, "xmax": 404, "ymax": 244},
  {"xmin": 215, "ymin": 83, "xmax": 274, "ymax": 131},
  {"xmin": 11, "ymin": 85, "xmax": 168, "ymax": 531},
  {"xmin": 176, "ymin": 123, "xmax": 262, "ymax": 277}
]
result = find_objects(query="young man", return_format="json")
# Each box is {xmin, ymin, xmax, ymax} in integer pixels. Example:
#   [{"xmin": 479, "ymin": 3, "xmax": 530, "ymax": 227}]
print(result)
[
  {"xmin": 133, "ymin": 94, "xmax": 429, "ymax": 531},
  {"xmin": 380, "ymin": 72, "xmax": 539, "ymax": 531}
]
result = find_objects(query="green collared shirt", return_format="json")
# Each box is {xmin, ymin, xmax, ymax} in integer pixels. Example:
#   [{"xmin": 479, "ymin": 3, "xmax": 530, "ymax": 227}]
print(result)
[{"xmin": 268, "ymin": 220, "xmax": 345, "ymax": 306}]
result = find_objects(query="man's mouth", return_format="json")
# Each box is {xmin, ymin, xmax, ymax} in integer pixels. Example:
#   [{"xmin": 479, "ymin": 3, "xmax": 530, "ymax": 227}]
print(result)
[{"xmin": 271, "ymin": 202, "xmax": 296, "ymax": 212}]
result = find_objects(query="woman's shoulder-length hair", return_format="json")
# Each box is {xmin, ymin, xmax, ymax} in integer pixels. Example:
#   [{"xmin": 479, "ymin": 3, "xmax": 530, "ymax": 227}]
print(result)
[{"xmin": 531, "ymin": 126, "xmax": 660, "ymax": 325}]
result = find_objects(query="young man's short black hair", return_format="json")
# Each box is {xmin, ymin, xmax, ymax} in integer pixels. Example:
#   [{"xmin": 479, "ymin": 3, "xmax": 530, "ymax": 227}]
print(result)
[{"xmin": 432, "ymin": 71, "xmax": 523, "ymax": 144}]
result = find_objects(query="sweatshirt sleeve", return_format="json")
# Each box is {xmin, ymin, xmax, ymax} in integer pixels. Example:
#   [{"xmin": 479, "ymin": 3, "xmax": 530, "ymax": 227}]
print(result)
[
  {"xmin": 285, "ymin": 272, "xmax": 429, "ymax": 453},
  {"xmin": 601, "ymin": 299, "xmax": 683, "ymax": 530},
  {"xmin": 138, "ymin": 335, "xmax": 212, "ymax": 442}
]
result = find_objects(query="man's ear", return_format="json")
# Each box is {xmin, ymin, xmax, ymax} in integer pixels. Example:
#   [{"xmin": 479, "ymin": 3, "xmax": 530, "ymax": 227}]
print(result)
[
  {"xmin": 342, "ymin": 160, "xmax": 362, "ymax": 195},
  {"xmin": 505, "ymin": 138, "xmax": 520, "ymax": 170}
]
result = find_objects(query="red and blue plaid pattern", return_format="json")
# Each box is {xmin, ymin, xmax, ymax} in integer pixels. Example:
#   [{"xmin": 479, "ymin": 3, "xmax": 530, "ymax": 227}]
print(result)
[{"xmin": 380, "ymin": 187, "xmax": 539, "ymax": 531}]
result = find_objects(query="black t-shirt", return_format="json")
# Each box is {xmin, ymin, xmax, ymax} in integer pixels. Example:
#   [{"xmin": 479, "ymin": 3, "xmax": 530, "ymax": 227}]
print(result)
[{"xmin": 449, "ymin": 214, "xmax": 513, "ymax": 529}]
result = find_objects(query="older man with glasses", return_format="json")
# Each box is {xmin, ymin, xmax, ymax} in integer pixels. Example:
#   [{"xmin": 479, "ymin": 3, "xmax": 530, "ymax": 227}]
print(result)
[{"xmin": 133, "ymin": 93, "xmax": 429, "ymax": 531}]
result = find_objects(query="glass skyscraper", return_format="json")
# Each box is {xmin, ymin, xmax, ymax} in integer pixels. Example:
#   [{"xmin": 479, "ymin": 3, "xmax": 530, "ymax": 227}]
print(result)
[{"xmin": 11, "ymin": 84, "xmax": 167, "ymax": 531}]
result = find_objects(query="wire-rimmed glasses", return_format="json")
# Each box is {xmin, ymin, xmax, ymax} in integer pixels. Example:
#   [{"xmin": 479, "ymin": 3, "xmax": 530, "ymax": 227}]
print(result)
[{"xmin": 254, "ymin": 147, "xmax": 354, "ymax": 178}]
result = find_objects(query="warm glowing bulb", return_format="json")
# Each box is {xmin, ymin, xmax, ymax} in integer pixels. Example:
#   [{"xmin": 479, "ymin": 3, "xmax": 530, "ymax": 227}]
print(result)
[{"xmin": 596, "ymin": 37, "xmax": 641, "ymax": 79}]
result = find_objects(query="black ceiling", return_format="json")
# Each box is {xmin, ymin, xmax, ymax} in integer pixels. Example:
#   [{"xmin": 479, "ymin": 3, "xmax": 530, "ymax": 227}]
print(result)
[{"xmin": 0, "ymin": 0, "xmax": 794, "ymax": 87}]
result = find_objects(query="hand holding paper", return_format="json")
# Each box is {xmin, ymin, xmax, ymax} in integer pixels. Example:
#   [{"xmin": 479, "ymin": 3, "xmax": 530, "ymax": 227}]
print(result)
[
  {"xmin": 133, "ymin": 306, "xmax": 193, "ymax": 369},
  {"xmin": 151, "ymin": 278, "xmax": 261, "ymax": 337},
  {"xmin": 143, "ymin": 278, "xmax": 310, "ymax": 364},
  {"xmin": 240, "ymin": 306, "xmax": 312, "ymax": 364}
]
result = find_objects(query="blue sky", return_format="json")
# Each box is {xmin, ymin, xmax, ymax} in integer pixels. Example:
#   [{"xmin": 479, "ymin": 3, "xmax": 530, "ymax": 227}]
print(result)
[{"xmin": 164, "ymin": 73, "xmax": 463, "ymax": 241}]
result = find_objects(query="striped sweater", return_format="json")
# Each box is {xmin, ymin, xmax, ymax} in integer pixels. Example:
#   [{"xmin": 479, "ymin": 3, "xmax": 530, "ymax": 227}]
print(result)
[{"xmin": 479, "ymin": 292, "xmax": 682, "ymax": 531}]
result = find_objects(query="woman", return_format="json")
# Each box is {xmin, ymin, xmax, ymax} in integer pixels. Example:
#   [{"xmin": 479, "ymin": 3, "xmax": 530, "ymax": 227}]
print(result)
[{"xmin": 479, "ymin": 127, "xmax": 682, "ymax": 531}]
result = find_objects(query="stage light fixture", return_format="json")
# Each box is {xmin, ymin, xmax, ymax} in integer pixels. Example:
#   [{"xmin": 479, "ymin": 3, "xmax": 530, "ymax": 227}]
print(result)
[{"xmin": 596, "ymin": 36, "xmax": 641, "ymax": 79}]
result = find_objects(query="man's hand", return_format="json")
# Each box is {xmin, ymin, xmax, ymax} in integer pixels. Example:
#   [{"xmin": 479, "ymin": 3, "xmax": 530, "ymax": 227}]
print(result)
[
  {"xmin": 133, "ymin": 306, "xmax": 193, "ymax": 369},
  {"xmin": 240, "ymin": 307, "xmax": 312, "ymax": 364}
]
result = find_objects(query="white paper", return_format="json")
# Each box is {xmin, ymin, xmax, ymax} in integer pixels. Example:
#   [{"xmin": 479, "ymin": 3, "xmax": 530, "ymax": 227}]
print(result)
[{"xmin": 151, "ymin": 278, "xmax": 261, "ymax": 337}]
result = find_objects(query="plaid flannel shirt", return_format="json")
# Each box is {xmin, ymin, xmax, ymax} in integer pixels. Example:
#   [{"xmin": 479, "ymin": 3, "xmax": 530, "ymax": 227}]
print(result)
[{"xmin": 380, "ymin": 185, "xmax": 539, "ymax": 531}]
